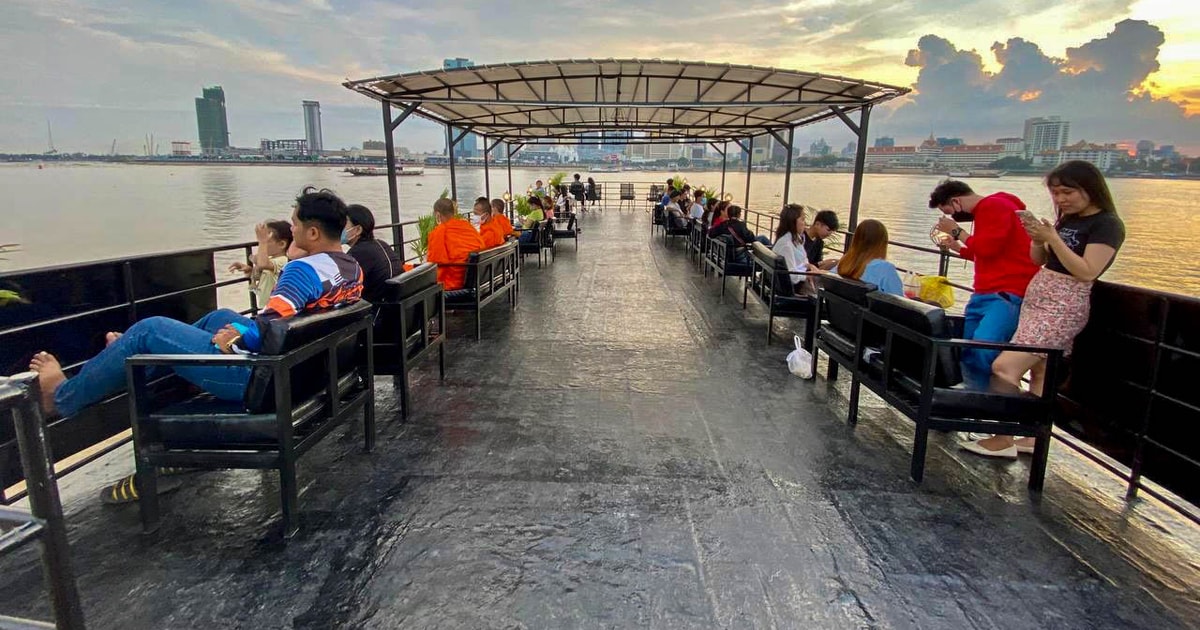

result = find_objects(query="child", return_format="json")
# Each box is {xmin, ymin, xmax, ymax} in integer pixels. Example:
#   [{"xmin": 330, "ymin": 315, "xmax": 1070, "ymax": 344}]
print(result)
[{"xmin": 229, "ymin": 220, "xmax": 293, "ymax": 307}]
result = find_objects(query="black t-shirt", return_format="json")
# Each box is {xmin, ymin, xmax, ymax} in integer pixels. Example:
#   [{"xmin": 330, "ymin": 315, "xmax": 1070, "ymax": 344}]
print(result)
[
  {"xmin": 802, "ymin": 233, "xmax": 824, "ymax": 265},
  {"xmin": 1045, "ymin": 211, "xmax": 1125, "ymax": 276},
  {"xmin": 348, "ymin": 239, "xmax": 401, "ymax": 304}
]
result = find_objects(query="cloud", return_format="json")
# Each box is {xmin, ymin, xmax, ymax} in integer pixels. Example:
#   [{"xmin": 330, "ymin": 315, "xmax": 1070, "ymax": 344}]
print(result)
[{"xmin": 880, "ymin": 19, "xmax": 1198, "ymax": 151}]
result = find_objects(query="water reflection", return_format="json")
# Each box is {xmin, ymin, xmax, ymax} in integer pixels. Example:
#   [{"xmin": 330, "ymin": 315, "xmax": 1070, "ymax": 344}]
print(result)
[{"xmin": 200, "ymin": 167, "xmax": 242, "ymax": 245}]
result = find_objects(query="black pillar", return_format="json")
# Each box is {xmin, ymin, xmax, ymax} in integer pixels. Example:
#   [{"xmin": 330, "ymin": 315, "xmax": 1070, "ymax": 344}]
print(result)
[
  {"xmin": 744, "ymin": 136, "xmax": 754, "ymax": 210},
  {"xmin": 848, "ymin": 104, "xmax": 873, "ymax": 240},
  {"xmin": 720, "ymin": 142, "xmax": 728, "ymax": 199},
  {"xmin": 782, "ymin": 127, "xmax": 795, "ymax": 205},
  {"xmin": 382, "ymin": 101, "xmax": 401, "ymax": 247},
  {"xmin": 446, "ymin": 125, "xmax": 458, "ymax": 202},
  {"xmin": 506, "ymin": 143, "xmax": 514, "ymax": 220},
  {"xmin": 483, "ymin": 134, "xmax": 491, "ymax": 200}
]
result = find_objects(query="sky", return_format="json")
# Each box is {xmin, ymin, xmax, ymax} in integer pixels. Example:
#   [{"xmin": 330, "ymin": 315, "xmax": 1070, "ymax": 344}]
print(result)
[{"xmin": 1, "ymin": 0, "xmax": 1197, "ymax": 156}]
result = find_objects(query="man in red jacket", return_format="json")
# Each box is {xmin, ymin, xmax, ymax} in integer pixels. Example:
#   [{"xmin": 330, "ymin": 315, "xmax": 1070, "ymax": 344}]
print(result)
[{"xmin": 929, "ymin": 180, "xmax": 1040, "ymax": 391}]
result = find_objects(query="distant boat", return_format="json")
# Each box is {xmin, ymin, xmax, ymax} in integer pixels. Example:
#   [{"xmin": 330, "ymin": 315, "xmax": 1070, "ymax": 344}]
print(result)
[
  {"xmin": 344, "ymin": 166, "xmax": 424, "ymax": 177},
  {"xmin": 947, "ymin": 169, "xmax": 1005, "ymax": 178},
  {"xmin": 588, "ymin": 165, "xmax": 621, "ymax": 173}
]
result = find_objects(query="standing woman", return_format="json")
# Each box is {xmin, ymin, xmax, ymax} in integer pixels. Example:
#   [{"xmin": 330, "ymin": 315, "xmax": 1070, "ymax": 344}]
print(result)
[
  {"xmin": 586, "ymin": 177, "xmax": 598, "ymax": 208},
  {"xmin": 966, "ymin": 160, "xmax": 1126, "ymax": 458}
]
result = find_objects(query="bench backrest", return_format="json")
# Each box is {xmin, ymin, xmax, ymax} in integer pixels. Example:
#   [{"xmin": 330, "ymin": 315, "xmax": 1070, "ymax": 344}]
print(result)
[
  {"xmin": 243, "ymin": 300, "xmax": 374, "ymax": 414},
  {"xmin": 619, "ymin": 183, "xmax": 634, "ymax": 200},
  {"xmin": 866, "ymin": 292, "xmax": 962, "ymax": 388},
  {"xmin": 652, "ymin": 204, "xmax": 665, "ymax": 226},
  {"xmin": 749, "ymin": 242, "xmax": 795, "ymax": 298},
  {"xmin": 373, "ymin": 264, "xmax": 440, "ymax": 374},
  {"xmin": 817, "ymin": 274, "xmax": 877, "ymax": 341}
]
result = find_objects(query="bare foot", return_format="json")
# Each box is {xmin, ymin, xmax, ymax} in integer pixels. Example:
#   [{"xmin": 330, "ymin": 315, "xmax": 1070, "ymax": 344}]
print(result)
[
  {"xmin": 105, "ymin": 332, "xmax": 123, "ymax": 347},
  {"xmin": 28, "ymin": 352, "xmax": 66, "ymax": 417}
]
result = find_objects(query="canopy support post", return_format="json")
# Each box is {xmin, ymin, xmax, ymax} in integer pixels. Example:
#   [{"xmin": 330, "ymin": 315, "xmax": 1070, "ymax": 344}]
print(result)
[
  {"xmin": 782, "ymin": 127, "xmax": 795, "ymax": 206},
  {"xmin": 845, "ymin": 104, "xmax": 872, "ymax": 245},
  {"xmin": 382, "ymin": 100, "xmax": 403, "ymax": 249},
  {"xmin": 744, "ymin": 136, "xmax": 754, "ymax": 210},
  {"xmin": 446, "ymin": 125, "xmax": 458, "ymax": 202},
  {"xmin": 482, "ymin": 134, "xmax": 491, "ymax": 200},
  {"xmin": 718, "ymin": 142, "xmax": 728, "ymax": 199}
]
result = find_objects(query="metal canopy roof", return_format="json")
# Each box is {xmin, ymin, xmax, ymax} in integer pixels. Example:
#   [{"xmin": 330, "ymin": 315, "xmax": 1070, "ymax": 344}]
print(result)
[{"xmin": 345, "ymin": 59, "xmax": 909, "ymax": 144}]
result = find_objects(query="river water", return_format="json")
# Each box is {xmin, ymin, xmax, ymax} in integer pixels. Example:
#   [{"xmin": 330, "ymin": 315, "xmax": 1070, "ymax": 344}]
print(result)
[{"xmin": 2, "ymin": 163, "xmax": 1197, "ymax": 298}]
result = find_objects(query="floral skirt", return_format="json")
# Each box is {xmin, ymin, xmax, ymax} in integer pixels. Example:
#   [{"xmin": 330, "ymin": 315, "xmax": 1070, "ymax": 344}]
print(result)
[{"xmin": 1011, "ymin": 268, "xmax": 1092, "ymax": 356}]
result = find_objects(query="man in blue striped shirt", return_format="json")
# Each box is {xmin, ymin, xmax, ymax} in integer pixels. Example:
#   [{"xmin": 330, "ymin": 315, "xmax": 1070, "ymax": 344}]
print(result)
[{"xmin": 29, "ymin": 187, "xmax": 363, "ymax": 420}]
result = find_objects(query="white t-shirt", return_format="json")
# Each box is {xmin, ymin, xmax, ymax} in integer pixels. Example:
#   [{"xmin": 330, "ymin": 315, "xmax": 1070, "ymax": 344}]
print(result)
[
  {"xmin": 772, "ymin": 235, "xmax": 809, "ymax": 274},
  {"xmin": 689, "ymin": 202, "xmax": 705, "ymax": 220}
]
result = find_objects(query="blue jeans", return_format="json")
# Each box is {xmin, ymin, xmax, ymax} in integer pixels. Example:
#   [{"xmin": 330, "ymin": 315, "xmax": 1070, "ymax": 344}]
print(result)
[
  {"xmin": 735, "ymin": 235, "xmax": 773, "ymax": 264},
  {"xmin": 961, "ymin": 292, "xmax": 1023, "ymax": 389},
  {"xmin": 519, "ymin": 230, "xmax": 536, "ymax": 244},
  {"xmin": 54, "ymin": 309, "xmax": 254, "ymax": 417}
]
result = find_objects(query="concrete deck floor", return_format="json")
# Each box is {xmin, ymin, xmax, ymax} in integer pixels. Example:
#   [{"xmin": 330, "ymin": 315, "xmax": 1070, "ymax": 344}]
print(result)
[{"xmin": 1, "ymin": 210, "xmax": 1198, "ymax": 629}]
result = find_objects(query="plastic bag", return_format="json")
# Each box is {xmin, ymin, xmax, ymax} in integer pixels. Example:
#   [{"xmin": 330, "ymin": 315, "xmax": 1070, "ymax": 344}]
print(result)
[
  {"xmin": 918, "ymin": 275, "xmax": 955, "ymax": 309},
  {"xmin": 786, "ymin": 335, "xmax": 814, "ymax": 379}
]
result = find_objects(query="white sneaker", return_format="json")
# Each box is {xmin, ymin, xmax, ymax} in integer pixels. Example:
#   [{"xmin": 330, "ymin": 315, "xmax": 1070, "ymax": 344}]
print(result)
[{"xmin": 960, "ymin": 439, "xmax": 1018, "ymax": 460}]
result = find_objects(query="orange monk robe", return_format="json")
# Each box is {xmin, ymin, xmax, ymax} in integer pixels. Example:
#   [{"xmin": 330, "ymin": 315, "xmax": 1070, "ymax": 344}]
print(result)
[
  {"xmin": 427, "ymin": 217, "xmax": 484, "ymax": 290},
  {"xmin": 479, "ymin": 217, "xmax": 507, "ymax": 249},
  {"xmin": 493, "ymin": 213, "xmax": 516, "ymax": 237}
]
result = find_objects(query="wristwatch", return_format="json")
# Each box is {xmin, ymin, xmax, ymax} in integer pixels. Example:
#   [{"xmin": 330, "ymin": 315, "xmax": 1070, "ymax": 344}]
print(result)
[{"xmin": 950, "ymin": 227, "xmax": 962, "ymax": 240}]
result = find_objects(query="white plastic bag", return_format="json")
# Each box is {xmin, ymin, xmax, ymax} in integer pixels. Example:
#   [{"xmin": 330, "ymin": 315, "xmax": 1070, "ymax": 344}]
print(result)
[{"xmin": 786, "ymin": 335, "xmax": 814, "ymax": 380}]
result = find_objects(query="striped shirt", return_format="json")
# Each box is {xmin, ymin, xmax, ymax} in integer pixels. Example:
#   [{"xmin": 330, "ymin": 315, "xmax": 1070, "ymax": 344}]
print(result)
[{"xmin": 240, "ymin": 251, "xmax": 363, "ymax": 352}]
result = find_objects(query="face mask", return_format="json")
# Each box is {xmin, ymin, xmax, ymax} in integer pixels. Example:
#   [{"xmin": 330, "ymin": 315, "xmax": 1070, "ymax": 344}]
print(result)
[
  {"xmin": 340, "ymin": 227, "xmax": 352, "ymax": 245},
  {"xmin": 951, "ymin": 211, "xmax": 974, "ymax": 223}
]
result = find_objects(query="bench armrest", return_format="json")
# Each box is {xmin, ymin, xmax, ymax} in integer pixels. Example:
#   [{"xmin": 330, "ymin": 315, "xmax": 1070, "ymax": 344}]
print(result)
[
  {"xmin": 931, "ymin": 338, "xmax": 1064, "ymax": 356},
  {"xmin": 126, "ymin": 353, "xmax": 283, "ymax": 367}
]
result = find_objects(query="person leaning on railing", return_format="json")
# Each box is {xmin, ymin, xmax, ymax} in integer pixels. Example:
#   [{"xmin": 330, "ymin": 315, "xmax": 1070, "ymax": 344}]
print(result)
[
  {"xmin": 344, "ymin": 203, "xmax": 401, "ymax": 304},
  {"xmin": 963, "ymin": 161, "xmax": 1126, "ymax": 459},
  {"xmin": 427, "ymin": 198, "xmax": 485, "ymax": 292},
  {"xmin": 25, "ymin": 187, "xmax": 365, "ymax": 503},
  {"xmin": 929, "ymin": 178, "xmax": 1041, "ymax": 391},
  {"xmin": 836, "ymin": 219, "xmax": 904, "ymax": 296}
]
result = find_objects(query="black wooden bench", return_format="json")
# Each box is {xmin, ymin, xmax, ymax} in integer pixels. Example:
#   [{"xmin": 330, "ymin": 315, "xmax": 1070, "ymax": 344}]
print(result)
[
  {"xmin": 373, "ymin": 263, "xmax": 445, "ymax": 420},
  {"xmin": 811, "ymin": 275, "xmax": 1063, "ymax": 488},
  {"xmin": 127, "ymin": 300, "xmax": 375, "ymax": 538},
  {"xmin": 743, "ymin": 242, "xmax": 819, "ymax": 347},
  {"xmin": 702, "ymin": 235, "xmax": 752, "ymax": 299},
  {"xmin": 552, "ymin": 212, "xmax": 580, "ymax": 250},
  {"xmin": 650, "ymin": 203, "xmax": 665, "ymax": 236},
  {"xmin": 1, "ymin": 248, "xmax": 239, "ymax": 506},
  {"xmin": 663, "ymin": 214, "xmax": 691, "ymax": 246},
  {"xmin": 688, "ymin": 220, "xmax": 706, "ymax": 267},
  {"xmin": 518, "ymin": 220, "xmax": 552, "ymax": 268},
  {"xmin": 444, "ymin": 242, "xmax": 518, "ymax": 340}
]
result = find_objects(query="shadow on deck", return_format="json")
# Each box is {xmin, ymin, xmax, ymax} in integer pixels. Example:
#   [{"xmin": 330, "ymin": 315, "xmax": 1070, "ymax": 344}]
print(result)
[{"xmin": 1, "ymin": 210, "xmax": 1198, "ymax": 629}]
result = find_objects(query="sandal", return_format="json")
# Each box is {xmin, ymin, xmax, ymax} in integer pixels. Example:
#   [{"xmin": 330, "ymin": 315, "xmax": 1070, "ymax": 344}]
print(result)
[{"xmin": 99, "ymin": 473, "xmax": 185, "ymax": 505}]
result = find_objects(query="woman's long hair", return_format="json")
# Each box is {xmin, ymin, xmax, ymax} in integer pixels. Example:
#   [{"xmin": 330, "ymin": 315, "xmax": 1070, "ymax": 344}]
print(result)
[
  {"xmin": 774, "ymin": 204, "xmax": 806, "ymax": 244},
  {"xmin": 1045, "ymin": 160, "xmax": 1117, "ymax": 220},
  {"xmin": 837, "ymin": 219, "xmax": 890, "ymax": 280}
]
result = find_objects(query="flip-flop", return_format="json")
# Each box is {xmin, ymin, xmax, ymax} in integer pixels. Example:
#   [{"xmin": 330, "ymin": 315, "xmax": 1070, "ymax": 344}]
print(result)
[{"xmin": 99, "ymin": 473, "xmax": 185, "ymax": 505}]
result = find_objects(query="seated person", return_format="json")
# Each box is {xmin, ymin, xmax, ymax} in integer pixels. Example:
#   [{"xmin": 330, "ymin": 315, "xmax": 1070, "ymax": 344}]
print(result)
[
  {"xmin": 663, "ymin": 189, "xmax": 688, "ymax": 229},
  {"xmin": 228, "ymin": 220, "xmax": 292, "ymax": 306},
  {"xmin": 707, "ymin": 205, "xmax": 771, "ymax": 247},
  {"xmin": 700, "ymin": 197, "xmax": 719, "ymax": 229},
  {"xmin": 27, "ymin": 187, "xmax": 363, "ymax": 501},
  {"xmin": 689, "ymin": 190, "xmax": 706, "ymax": 221},
  {"xmin": 708, "ymin": 201, "xmax": 729, "ymax": 232},
  {"xmin": 427, "ymin": 198, "xmax": 484, "ymax": 291},
  {"xmin": 772, "ymin": 204, "xmax": 817, "ymax": 292},
  {"xmin": 518, "ymin": 196, "xmax": 546, "ymax": 243},
  {"xmin": 835, "ymin": 219, "xmax": 903, "ymax": 295},
  {"xmin": 475, "ymin": 196, "xmax": 507, "ymax": 249},
  {"xmin": 344, "ymin": 203, "xmax": 401, "ymax": 304},
  {"xmin": 490, "ymin": 198, "xmax": 516, "ymax": 236},
  {"xmin": 804, "ymin": 209, "xmax": 841, "ymax": 271}
]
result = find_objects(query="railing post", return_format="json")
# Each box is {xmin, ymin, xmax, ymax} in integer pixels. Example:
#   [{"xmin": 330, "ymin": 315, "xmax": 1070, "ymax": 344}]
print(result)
[
  {"xmin": 245, "ymin": 245, "xmax": 258, "ymax": 312},
  {"xmin": 720, "ymin": 141, "xmax": 728, "ymax": 199},
  {"xmin": 782, "ymin": 126, "xmax": 794, "ymax": 206},
  {"xmin": 8, "ymin": 373, "xmax": 87, "ymax": 630},
  {"xmin": 483, "ymin": 133, "xmax": 491, "ymax": 200},
  {"xmin": 938, "ymin": 249, "xmax": 950, "ymax": 277}
]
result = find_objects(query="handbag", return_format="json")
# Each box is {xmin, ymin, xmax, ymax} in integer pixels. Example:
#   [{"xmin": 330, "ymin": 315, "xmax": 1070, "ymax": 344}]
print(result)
[{"xmin": 786, "ymin": 335, "xmax": 814, "ymax": 379}]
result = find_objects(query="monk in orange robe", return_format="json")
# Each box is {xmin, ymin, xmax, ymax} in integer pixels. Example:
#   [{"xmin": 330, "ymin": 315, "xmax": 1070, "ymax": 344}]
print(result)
[
  {"xmin": 490, "ymin": 198, "xmax": 516, "ymax": 237},
  {"xmin": 475, "ymin": 197, "xmax": 506, "ymax": 249},
  {"xmin": 427, "ymin": 198, "xmax": 484, "ymax": 291}
]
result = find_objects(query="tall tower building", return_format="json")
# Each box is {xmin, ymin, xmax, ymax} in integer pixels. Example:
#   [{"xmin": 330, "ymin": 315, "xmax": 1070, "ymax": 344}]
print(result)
[
  {"xmin": 1023, "ymin": 116, "xmax": 1070, "ymax": 159},
  {"xmin": 195, "ymin": 86, "xmax": 230, "ymax": 154},
  {"xmin": 303, "ymin": 100, "xmax": 323, "ymax": 156},
  {"xmin": 443, "ymin": 58, "xmax": 479, "ymax": 158}
]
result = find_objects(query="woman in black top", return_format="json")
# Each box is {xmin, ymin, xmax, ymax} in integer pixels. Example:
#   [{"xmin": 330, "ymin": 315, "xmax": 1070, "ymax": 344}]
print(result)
[
  {"xmin": 343, "ymin": 204, "xmax": 401, "ymax": 304},
  {"xmin": 967, "ymin": 161, "xmax": 1126, "ymax": 459}
]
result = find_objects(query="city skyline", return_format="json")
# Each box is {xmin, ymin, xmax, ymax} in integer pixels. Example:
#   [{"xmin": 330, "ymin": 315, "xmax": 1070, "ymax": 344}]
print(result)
[{"xmin": 1, "ymin": 0, "xmax": 1197, "ymax": 155}]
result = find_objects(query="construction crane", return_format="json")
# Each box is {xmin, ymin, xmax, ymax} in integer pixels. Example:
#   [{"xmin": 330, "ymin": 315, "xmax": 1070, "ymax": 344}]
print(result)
[
  {"xmin": 45, "ymin": 119, "xmax": 57, "ymax": 155},
  {"xmin": 110, "ymin": 139, "xmax": 117, "ymax": 156}
]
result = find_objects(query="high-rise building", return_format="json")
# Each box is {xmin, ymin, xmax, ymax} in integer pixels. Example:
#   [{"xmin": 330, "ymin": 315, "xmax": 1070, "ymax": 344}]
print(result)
[
  {"xmin": 874, "ymin": 136, "xmax": 895, "ymax": 148},
  {"xmin": 443, "ymin": 58, "xmax": 479, "ymax": 159},
  {"xmin": 195, "ymin": 86, "xmax": 230, "ymax": 154},
  {"xmin": 1023, "ymin": 116, "xmax": 1070, "ymax": 159},
  {"xmin": 1135, "ymin": 140, "xmax": 1154, "ymax": 159},
  {"xmin": 996, "ymin": 137, "xmax": 1025, "ymax": 159},
  {"xmin": 302, "ymin": 101, "xmax": 323, "ymax": 156},
  {"xmin": 936, "ymin": 137, "xmax": 963, "ymax": 147}
]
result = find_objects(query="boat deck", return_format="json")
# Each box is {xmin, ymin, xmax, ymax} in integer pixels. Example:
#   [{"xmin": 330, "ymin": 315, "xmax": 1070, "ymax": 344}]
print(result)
[{"xmin": 2, "ymin": 210, "xmax": 1198, "ymax": 629}]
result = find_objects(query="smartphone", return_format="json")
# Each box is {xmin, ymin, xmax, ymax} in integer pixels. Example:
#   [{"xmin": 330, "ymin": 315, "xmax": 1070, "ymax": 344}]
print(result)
[{"xmin": 1016, "ymin": 210, "xmax": 1038, "ymax": 224}]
